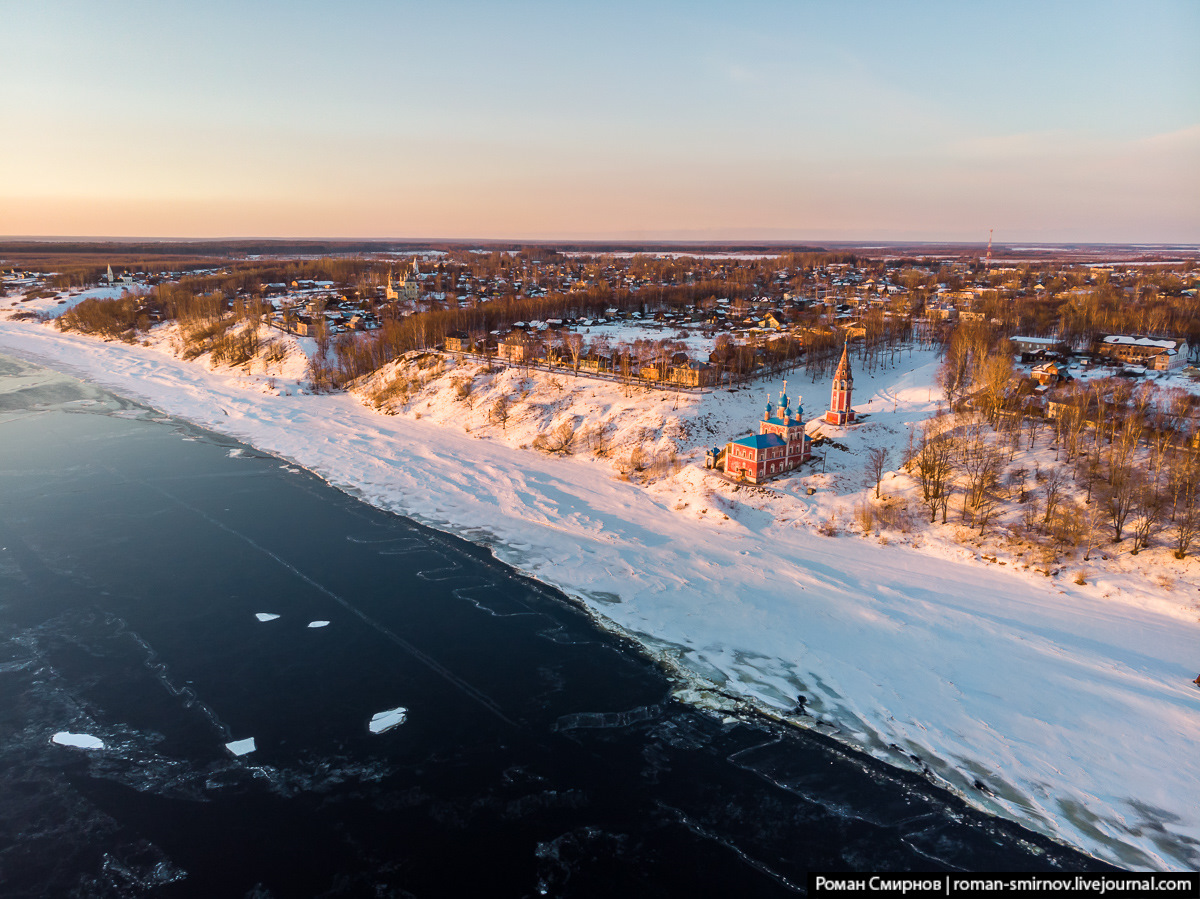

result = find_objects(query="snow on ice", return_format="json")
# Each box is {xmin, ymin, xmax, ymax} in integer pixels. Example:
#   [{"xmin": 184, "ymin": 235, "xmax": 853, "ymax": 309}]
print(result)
[
  {"xmin": 51, "ymin": 732, "xmax": 105, "ymax": 750},
  {"xmin": 369, "ymin": 707, "xmax": 408, "ymax": 734},
  {"xmin": 225, "ymin": 737, "xmax": 257, "ymax": 756}
]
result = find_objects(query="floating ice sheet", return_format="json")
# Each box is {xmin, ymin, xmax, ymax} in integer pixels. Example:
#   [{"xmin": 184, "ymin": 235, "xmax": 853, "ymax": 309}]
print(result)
[
  {"xmin": 369, "ymin": 707, "xmax": 408, "ymax": 734},
  {"xmin": 52, "ymin": 732, "xmax": 105, "ymax": 750},
  {"xmin": 255, "ymin": 613, "xmax": 280, "ymax": 622},
  {"xmin": 225, "ymin": 737, "xmax": 256, "ymax": 756},
  {"xmin": 307, "ymin": 620, "xmax": 330, "ymax": 628}
]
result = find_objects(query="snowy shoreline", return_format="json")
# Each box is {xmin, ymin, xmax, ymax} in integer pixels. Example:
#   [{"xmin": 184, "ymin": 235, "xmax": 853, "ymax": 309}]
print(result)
[{"xmin": 1, "ymin": 317, "xmax": 1197, "ymax": 871}]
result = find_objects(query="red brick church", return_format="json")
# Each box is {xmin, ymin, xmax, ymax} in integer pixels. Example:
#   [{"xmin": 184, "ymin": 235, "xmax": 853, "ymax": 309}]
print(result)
[
  {"xmin": 824, "ymin": 341, "xmax": 855, "ymax": 425},
  {"xmin": 721, "ymin": 388, "xmax": 813, "ymax": 484}
]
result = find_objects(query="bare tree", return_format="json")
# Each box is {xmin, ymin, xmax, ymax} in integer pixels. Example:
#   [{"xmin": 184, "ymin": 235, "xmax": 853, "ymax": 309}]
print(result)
[
  {"xmin": 489, "ymin": 395, "xmax": 511, "ymax": 430},
  {"xmin": 1129, "ymin": 486, "xmax": 1166, "ymax": 555},
  {"xmin": 1110, "ymin": 408, "xmax": 1144, "ymax": 472},
  {"xmin": 1080, "ymin": 499, "xmax": 1105, "ymax": 562},
  {"xmin": 616, "ymin": 345, "xmax": 635, "ymax": 397},
  {"xmin": 542, "ymin": 328, "xmax": 562, "ymax": 367},
  {"xmin": 1093, "ymin": 410, "xmax": 1146, "ymax": 545},
  {"xmin": 1025, "ymin": 414, "xmax": 1042, "ymax": 450},
  {"xmin": 958, "ymin": 422, "xmax": 1004, "ymax": 522},
  {"xmin": 533, "ymin": 419, "xmax": 576, "ymax": 455},
  {"xmin": 938, "ymin": 349, "xmax": 971, "ymax": 407},
  {"xmin": 913, "ymin": 424, "xmax": 954, "ymax": 523},
  {"xmin": 1056, "ymin": 401, "xmax": 1086, "ymax": 464},
  {"xmin": 1146, "ymin": 411, "xmax": 1175, "ymax": 492},
  {"xmin": 1007, "ymin": 466, "xmax": 1029, "ymax": 503},
  {"xmin": 586, "ymin": 418, "xmax": 614, "ymax": 458},
  {"xmin": 1047, "ymin": 499, "xmax": 1086, "ymax": 554},
  {"xmin": 974, "ymin": 484, "xmax": 1002, "ymax": 537},
  {"xmin": 1168, "ymin": 444, "xmax": 1200, "ymax": 558},
  {"xmin": 1040, "ymin": 465, "xmax": 1068, "ymax": 531},
  {"xmin": 976, "ymin": 352, "xmax": 1014, "ymax": 425},
  {"xmin": 865, "ymin": 445, "xmax": 890, "ymax": 499},
  {"xmin": 1073, "ymin": 452, "xmax": 1101, "ymax": 504},
  {"xmin": 565, "ymin": 332, "xmax": 585, "ymax": 377},
  {"xmin": 1100, "ymin": 461, "xmax": 1140, "ymax": 544}
]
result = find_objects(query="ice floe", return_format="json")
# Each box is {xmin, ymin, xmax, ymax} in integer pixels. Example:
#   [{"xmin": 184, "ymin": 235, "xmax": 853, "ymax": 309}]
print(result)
[
  {"xmin": 255, "ymin": 613, "xmax": 280, "ymax": 622},
  {"xmin": 51, "ymin": 732, "xmax": 105, "ymax": 750},
  {"xmin": 369, "ymin": 707, "xmax": 408, "ymax": 734},
  {"xmin": 225, "ymin": 737, "xmax": 257, "ymax": 756}
]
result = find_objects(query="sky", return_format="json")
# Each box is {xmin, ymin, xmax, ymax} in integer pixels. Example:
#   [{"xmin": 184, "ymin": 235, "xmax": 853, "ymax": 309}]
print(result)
[{"xmin": 1, "ymin": 0, "xmax": 1197, "ymax": 243}]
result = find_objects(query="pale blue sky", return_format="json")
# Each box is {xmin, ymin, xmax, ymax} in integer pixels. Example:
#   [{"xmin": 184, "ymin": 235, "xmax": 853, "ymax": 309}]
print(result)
[{"xmin": 2, "ymin": 1, "xmax": 1197, "ymax": 241}]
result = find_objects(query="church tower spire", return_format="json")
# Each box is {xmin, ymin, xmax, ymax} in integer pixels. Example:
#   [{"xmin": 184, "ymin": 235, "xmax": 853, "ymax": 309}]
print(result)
[{"xmin": 824, "ymin": 340, "xmax": 856, "ymax": 425}]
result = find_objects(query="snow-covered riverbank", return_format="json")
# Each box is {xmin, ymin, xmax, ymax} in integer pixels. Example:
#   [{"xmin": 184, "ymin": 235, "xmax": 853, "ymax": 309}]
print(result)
[{"xmin": 1, "ymin": 317, "xmax": 1196, "ymax": 871}]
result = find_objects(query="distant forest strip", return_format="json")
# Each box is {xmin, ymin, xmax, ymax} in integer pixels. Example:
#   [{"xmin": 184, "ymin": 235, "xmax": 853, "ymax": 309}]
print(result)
[
  {"xmin": 0, "ymin": 240, "xmax": 830, "ymax": 274},
  {"xmin": 0, "ymin": 239, "xmax": 832, "ymax": 256},
  {"xmin": 6, "ymin": 239, "xmax": 1197, "ymax": 266},
  {"xmin": 0, "ymin": 239, "xmax": 440, "ymax": 257}
]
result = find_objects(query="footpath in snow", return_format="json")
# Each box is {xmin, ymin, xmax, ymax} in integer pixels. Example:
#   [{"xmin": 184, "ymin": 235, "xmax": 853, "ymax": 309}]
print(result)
[{"xmin": 0, "ymin": 317, "xmax": 1197, "ymax": 871}]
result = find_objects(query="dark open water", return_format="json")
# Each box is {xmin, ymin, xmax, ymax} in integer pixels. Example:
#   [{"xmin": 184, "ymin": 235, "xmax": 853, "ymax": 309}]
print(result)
[{"xmin": 0, "ymin": 353, "xmax": 1113, "ymax": 897}]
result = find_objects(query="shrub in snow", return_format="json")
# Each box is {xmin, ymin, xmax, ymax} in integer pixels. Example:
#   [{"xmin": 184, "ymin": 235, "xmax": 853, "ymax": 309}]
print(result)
[{"xmin": 533, "ymin": 419, "xmax": 576, "ymax": 455}]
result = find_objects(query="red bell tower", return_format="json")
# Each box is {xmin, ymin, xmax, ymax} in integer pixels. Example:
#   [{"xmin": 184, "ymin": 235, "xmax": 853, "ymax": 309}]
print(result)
[{"xmin": 824, "ymin": 341, "xmax": 855, "ymax": 425}]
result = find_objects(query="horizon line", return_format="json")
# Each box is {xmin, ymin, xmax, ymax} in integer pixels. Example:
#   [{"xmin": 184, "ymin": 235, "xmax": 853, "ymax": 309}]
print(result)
[{"xmin": 3, "ymin": 235, "xmax": 1199, "ymax": 251}]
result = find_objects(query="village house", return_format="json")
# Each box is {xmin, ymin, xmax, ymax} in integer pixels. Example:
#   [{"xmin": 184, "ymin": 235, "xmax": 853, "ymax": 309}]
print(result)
[
  {"xmin": 498, "ymin": 331, "xmax": 537, "ymax": 363},
  {"xmin": 1094, "ymin": 335, "xmax": 1188, "ymax": 372},
  {"xmin": 639, "ymin": 363, "xmax": 663, "ymax": 381},
  {"xmin": 579, "ymin": 352, "xmax": 612, "ymax": 374},
  {"xmin": 444, "ymin": 331, "xmax": 470, "ymax": 353},
  {"xmin": 669, "ymin": 359, "xmax": 714, "ymax": 388},
  {"xmin": 1031, "ymin": 360, "xmax": 1070, "ymax": 386}
]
